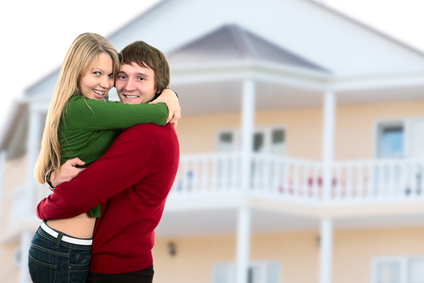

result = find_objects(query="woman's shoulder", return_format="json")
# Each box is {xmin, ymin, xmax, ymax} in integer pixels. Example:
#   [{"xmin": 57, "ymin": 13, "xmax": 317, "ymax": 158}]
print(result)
[{"xmin": 66, "ymin": 95, "xmax": 84, "ymax": 106}]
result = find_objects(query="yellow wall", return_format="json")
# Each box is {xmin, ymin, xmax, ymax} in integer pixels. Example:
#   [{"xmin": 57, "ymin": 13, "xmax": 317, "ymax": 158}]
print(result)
[
  {"xmin": 336, "ymin": 100, "xmax": 424, "ymax": 160},
  {"xmin": 1, "ymin": 154, "xmax": 27, "ymax": 238},
  {"xmin": 0, "ymin": 155, "xmax": 27, "ymax": 283},
  {"xmin": 176, "ymin": 100, "xmax": 424, "ymax": 161},
  {"xmin": 153, "ymin": 226, "xmax": 424, "ymax": 283},
  {"xmin": 333, "ymin": 226, "xmax": 424, "ymax": 283},
  {"xmin": 0, "ymin": 243, "xmax": 20, "ymax": 283}
]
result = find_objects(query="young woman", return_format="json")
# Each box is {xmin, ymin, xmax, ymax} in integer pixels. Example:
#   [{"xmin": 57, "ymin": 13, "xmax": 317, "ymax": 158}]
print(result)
[{"xmin": 28, "ymin": 33, "xmax": 180, "ymax": 283}]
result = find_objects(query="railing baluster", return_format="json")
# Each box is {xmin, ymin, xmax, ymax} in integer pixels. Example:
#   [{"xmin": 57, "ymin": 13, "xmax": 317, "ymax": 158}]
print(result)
[
  {"xmin": 345, "ymin": 163, "xmax": 353, "ymax": 201},
  {"xmin": 356, "ymin": 163, "xmax": 363, "ymax": 199},
  {"xmin": 293, "ymin": 162, "xmax": 299, "ymax": 198}
]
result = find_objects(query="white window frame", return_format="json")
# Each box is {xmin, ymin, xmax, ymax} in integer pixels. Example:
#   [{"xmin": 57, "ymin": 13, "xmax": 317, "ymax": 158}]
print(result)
[
  {"xmin": 407, "ymin": 117, "xmax": 424, "ymax": 159},
  {"xmin": 374, "ymin": 119, "xmax": 406, "ymax": 159},
  {"xmin": 216, "ymin": 126, "xmax": 286, "ymax": 155},
  {"xmin": 374, "ymin": 116, "xmax": 424, "ymax": 159},
  {"xmin": 371, "ymin": 255, "xmax": 424, "ymax": 283},
  {"xmin": 213, "ymin": 260, "xmax": 281, "ymax": 283}
]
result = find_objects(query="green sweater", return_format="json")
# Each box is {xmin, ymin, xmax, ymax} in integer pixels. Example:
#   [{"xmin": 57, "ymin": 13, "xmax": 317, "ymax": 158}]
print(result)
[{"xmin": 58, "ymin": 95, "xmax": 168, "ymax": 217}]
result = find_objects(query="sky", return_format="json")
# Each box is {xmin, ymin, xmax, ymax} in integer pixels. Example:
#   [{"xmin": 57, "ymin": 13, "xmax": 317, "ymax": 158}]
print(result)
[{"xmin": 1, "ymin": 0, "xmax": 424, "ymax": 135}]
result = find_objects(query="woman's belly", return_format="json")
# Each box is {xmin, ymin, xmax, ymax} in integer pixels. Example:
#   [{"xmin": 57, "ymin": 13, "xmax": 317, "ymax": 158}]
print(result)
[{"xmin": 46, "ymin": 212, "xmax": 95, "ymax": 238}]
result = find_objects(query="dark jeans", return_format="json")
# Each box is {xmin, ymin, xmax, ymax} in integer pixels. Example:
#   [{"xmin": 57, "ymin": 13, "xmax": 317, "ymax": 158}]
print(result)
[
  {"xmin": 28, "ymin": 226, "xmax": 92, "ymax": 283},
  {"xmin": 86, "ymin": 265, "xmax": 154, "ymax": 283}
]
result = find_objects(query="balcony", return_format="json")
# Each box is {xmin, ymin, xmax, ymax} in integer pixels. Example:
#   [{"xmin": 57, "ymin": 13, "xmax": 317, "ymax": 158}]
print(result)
[
  {"xmin": 4, "ymin": 153, "xmax": 424, "ymax": 241},
  {"xmin": 170, "ymin": 153, "xmax": 424, "ymax": 205}
]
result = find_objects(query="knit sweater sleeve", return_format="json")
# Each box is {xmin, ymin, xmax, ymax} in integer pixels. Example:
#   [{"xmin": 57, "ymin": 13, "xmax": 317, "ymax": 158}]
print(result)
[
  {"xmin": 64, "ymin": 96, "xmax": 168, "ymax": 130},
  {"xmin": 36, "ymin": 125, "xmax": 156, "ymax": 219}
]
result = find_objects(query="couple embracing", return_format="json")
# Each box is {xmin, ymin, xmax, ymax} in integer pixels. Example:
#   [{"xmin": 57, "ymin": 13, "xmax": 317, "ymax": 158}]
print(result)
[{"xmin": 29, "ymin": 33, "xmax": 180, "ymax": 283}]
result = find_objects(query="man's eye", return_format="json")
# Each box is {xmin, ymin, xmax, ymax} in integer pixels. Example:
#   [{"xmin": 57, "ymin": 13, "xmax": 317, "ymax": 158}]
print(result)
[
  {"xmin": 118, "ymin": 75, "xmax": 126, "ymax": 80},
  {"xmin": 137, "ymin": 77, "xmax": 145, "ymax": 81},
  {"xmin": 93, "ymin": 71, "xmax": 101, "ymax": 76}
]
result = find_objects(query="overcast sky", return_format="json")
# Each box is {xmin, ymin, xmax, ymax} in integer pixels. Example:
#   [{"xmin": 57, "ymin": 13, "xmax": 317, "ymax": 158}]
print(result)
[{"xmin": 1, "ymin": 0, "xmax": 424, "ymax": 135}]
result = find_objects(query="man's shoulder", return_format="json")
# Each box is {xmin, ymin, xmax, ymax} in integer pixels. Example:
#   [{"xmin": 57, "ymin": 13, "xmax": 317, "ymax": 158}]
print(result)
[
  {"xmin": 129, "ymin": 123, "xmax": 173, "ymax": 132},
  {"xmin": 122, "ymin": 123, "xmax": 175, "ymax": 139}
]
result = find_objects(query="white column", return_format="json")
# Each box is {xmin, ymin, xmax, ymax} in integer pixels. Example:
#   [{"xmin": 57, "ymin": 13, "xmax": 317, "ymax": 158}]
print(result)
[
  {"xmin": 322, "ymin": 90, "xmax": 336, "ymax": 202},
  {"xmin": 236, "ymin": 207, "xmax": 251, "ymax": 283},
  {"xmin": 320, "ymin": 218, "xmax": 333, "ymax": 283},
  {"xmin": 19, "ymin": 231, "xmax": 32, "ymax": 283},
  {"xmin": 240, "ymin": 80, "xmax": 256, "ymax": 192},
  {"xmin": 236, "ymin": 80, "xmax": 255, "ymax": 283},
  {"xmin": 26, "ymin": 109, "xmax": 42, "ymax": 215}
]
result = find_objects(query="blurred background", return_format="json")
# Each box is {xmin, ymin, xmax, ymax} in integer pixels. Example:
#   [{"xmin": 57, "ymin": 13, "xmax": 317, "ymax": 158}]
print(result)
[{"xmin": 1, "ymin": 0, "xmax": 424, "ymax": 282}]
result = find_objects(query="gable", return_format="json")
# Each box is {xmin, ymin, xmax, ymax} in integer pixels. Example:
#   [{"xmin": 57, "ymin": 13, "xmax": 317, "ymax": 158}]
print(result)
[
  {"xmin": 107, "ymin": 0, "xmax": 424, "ymax": 77},
  {"xmin": 26, "ymin": 0, "xmax": 424, "ymax": 97}
]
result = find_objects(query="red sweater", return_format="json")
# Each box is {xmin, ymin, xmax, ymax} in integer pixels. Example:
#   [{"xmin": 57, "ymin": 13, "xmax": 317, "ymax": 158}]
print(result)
[{"xmin": 36, "ymin": 123, "xmax": 179, "ymax": 274}]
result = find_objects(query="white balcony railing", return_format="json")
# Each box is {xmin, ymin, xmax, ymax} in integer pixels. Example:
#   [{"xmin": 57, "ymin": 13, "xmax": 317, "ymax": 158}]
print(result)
[
  {"xmin": 7, "ymin": 155, "xmax": 424, "ymax": 228},
  {"xmin": 8, "ymin": 183, "xmax": 50, "ymax": 229},
  {"xmin": 171, "ymin": 154, "xmax": 424, "ymax": 204}
]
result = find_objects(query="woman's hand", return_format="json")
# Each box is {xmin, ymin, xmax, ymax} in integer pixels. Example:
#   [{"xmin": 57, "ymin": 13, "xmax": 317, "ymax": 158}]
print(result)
[
  {"xmin": 149, "ymin": 88, "xmax": 181, "ymax": 128},
  {"xmin": 51, "ymin": 158, "xmax": 85, "ymax": 187}
]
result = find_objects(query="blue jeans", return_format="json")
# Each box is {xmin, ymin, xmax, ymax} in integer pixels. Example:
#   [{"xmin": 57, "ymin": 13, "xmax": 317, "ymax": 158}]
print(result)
[{"xmin": 28, "ymin": 224, "xmax": 92, "ymax": 283}]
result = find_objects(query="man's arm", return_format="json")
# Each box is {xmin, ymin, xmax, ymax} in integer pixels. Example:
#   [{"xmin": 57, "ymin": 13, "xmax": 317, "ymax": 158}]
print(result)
[{"xmin": 37, "ymin": 125, "xmax": 155, "ymax": 220}]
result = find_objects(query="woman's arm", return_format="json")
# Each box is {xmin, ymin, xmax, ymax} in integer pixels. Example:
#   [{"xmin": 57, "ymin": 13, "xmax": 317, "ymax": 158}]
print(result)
[
  {"xmin": 66, "ymin": 96, "xmax": 169, "ymax": 131},
  {"xmin": 48, "ymin": 158, "xmax": 85, "ymax": 189},
  {"xmin": 150, "ymin": 88, "xmax": 181, "ymax": 128}
]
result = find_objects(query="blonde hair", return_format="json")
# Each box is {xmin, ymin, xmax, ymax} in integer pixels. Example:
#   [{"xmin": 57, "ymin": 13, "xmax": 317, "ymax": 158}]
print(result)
[{"xmin": 34, "ymin": 33, "xmax": 119, "ymax": 184}]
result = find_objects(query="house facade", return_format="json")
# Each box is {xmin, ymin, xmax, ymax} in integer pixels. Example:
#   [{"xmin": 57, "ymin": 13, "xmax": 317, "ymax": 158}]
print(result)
[{"xmin": 1, "ymin": 0, "xmax": 424, "ymax": 282}]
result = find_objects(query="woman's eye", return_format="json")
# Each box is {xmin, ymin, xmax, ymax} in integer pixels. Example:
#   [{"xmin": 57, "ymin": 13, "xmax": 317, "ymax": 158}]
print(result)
[
  {"xmin": 108, "ymin": 74, "xmax": 114, "ymax": 78},
  {"xmin": 93, "ymin": 71, "xmax": 101, "ymax": 76}
]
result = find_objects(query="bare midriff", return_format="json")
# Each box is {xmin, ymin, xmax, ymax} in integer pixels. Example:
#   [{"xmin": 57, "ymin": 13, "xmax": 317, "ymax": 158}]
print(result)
[{"xmin": 46, "ymin": 212, "xmax": 95, "ymax": 239}]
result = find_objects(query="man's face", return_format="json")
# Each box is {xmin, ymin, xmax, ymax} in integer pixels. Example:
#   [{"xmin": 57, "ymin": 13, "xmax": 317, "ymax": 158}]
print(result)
[{"xmin": 115, "ymin": 63, "xmax": 157, "ymax": 105}]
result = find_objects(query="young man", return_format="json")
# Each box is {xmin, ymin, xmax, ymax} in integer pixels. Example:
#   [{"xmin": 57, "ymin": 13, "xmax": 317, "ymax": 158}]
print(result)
[{"xmin": 36, "ymin": 41, "xmax": 180, "ymax": 283}]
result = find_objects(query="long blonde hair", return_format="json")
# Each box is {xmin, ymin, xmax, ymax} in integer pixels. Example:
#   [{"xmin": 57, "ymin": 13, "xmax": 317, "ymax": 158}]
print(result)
[{"xmin": 34, "ymin": 33, "xmax": 119, "ymax": 184}]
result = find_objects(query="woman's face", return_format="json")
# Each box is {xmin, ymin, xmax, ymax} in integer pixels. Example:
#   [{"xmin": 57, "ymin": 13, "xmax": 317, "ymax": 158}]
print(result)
[{"xmin": 79, "ymin": 53, "xmax": 114, "ymax": 100}]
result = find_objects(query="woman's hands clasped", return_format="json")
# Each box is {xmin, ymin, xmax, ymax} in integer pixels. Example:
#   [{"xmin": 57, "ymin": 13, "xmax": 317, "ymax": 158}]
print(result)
[
  {"xmin": 51, "ymin": 158, "xmax": 85, "ymax": 188},
  {"xmin": 149, "ymin": 88, "xmax": 181, "ymax": 129}
]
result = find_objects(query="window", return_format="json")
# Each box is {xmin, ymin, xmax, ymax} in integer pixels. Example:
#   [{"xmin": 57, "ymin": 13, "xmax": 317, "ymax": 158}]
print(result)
[
  {"xmin": 213, "ymin": 261, "xmax": 280, "ymax": 283},
  {"xmin": 216, "ymin": 127, "xmax": 285, "ymax": 156},
  {"xmin": 377, "ymin": 122, "xmax": 404, "ymax": 159},
  {"xmin": 376, "ymin": 118, "xmax": 424, "ymax": 159},
  {"xmin": 409, "ymin": 119, "xmax": 424, "ymax": 159},
  {"xmin": 270, "ymin": 129, "xmax": 285, "ymax": 155},
  {"xmin": 217, "ymin": 132, "xmax": 236, "ymax": 153},
  {"xmin": 373, "ymin": 256, "xmax": 424, "ymax": 283}
]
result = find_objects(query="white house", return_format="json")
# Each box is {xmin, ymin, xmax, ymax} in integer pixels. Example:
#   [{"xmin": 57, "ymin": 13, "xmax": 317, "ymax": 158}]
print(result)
[{"xmin": 1, "ymin": 0, "xmax": 424, "ymax": 282}]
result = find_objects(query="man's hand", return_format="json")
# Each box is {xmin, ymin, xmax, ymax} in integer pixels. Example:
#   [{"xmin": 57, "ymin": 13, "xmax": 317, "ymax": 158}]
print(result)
[
  {"xmin": 51, "ymin": 158, "xmax": 85, "ymax": 187},
  {"xmin": 149, "ymin": 88, "xmax": 181, "ymax": 128}
]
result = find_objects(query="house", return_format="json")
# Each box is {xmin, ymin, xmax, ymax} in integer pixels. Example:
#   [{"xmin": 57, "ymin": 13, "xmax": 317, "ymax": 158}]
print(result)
[{"xmin": 1, "ymin": 0, "xmax": 424, "ymax": 282}]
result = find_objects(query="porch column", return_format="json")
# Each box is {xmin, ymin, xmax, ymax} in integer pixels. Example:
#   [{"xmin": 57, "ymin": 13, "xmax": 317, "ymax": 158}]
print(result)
[
  {"xmin": 322, "ymin": 90, "xmax": 336, "ymax": 202},
  {"xmin": 236, "ymin": 79, "xmax": 255, "ymax": 283},
  {"xmin": 240, "ymin": 79, "xmax": 256, "ymax": 192},
  {"xmin": 320, "ymin": 218, "xmax": 333, "ymax": 283},
  {"xmin": 236, "ymin": 207, "xmax": 251, "ymax": 283},
  {"xmin": 26, "ymin": 108, "xmax": 42, "ymax": 215},
  {"xmin": 19, "ymin": 231, "xmax": 32, "ymax": 283}
]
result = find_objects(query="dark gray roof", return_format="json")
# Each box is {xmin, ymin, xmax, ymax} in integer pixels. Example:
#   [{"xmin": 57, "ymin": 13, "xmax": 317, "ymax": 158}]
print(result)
[{"xmin": 167, "ymin": 24, "xmax": 329, "ymax": 73}]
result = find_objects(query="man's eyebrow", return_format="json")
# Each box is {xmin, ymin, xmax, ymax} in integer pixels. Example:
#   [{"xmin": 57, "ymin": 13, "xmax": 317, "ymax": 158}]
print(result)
[{"xmin": 135, "ymin": 72, "xmax": 150, "ymax": 77}]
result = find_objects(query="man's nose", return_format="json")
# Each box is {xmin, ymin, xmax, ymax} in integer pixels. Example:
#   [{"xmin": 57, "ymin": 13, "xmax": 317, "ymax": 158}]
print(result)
[{"xmin": 124, "ymin": 78, "xmax": 135, "ymax": 91}]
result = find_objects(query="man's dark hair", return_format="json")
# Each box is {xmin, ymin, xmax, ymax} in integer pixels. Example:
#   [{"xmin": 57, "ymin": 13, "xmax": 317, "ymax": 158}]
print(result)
[{"xmin": 119, "ymin": 41, "xmax": 170, "ymax": 96}]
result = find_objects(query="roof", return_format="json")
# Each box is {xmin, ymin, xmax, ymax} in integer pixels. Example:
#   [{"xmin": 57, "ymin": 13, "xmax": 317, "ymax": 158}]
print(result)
[{"xmin": 166, "ymin": 24, "xmax": 329, "ymax": 73}]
